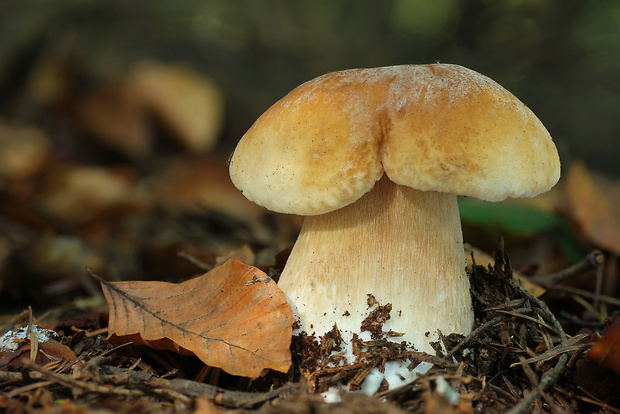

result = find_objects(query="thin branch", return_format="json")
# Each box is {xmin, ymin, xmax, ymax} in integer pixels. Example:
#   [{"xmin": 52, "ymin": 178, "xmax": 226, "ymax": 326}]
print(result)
[
  {"xmin": 505, "ymin": 354, "xmax": 569, "ymax": 414},
  {"xmin": 551, "ymin": 284, "xmax": 620, "ymax": 307},
  {"xmin": 177, "ymin": 251, "xmax": 212, "ymax": 272},
  {"xmin": 494, "ymin": 310, "xmax": 556, "ymax": 332},
  {"xmin": 517, "ymin": 356, "xmax": 559, "ymax": 411},
  {"xmin": 445, "ymin": 316, "xmax": 504, "ymax": 358},
  {"xmin": 528, "ymin": 250, "xmax": 604, "ymax": 286},
  {"xmin": 509, "ymin": 341, "xmax": 590, "ymax": 368},
  {"xmin": 101, "ymin": 365, "xmax": 297, "ymax": 408},
  {"xmin": 446, "ymin": 306, "xmax": 535, "ymax": 358},
  {"xmin": 576, "ymin": 396, "xmax": 620, "ymax": 414},
  {"xmin": 21, "ymin": 359, "xmax": 151, "ymax": 400},
  {"xmin": 504, "ymin": 275, "xmax": 572, "ymax": 414}
]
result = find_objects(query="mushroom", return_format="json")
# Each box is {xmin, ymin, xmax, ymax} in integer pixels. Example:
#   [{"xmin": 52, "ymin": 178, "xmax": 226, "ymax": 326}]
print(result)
[{"xmin": 229, "ymin": 64, "xmax": 560, "ymax": 353}]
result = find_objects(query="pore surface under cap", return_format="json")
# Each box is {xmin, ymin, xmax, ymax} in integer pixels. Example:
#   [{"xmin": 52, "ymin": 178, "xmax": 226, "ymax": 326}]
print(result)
[{"xmin": 229, "ymin": 64, "xmax": 561, "ymax": 216}]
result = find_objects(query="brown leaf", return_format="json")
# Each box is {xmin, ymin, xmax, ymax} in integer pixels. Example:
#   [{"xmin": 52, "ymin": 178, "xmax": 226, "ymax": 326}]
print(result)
[
  {"xmin": 153, "ymin": 157, "xmax": 295, "ymax": 244},
  {"xmin": 70, "ymin": 81, "xmax": 152, "ymax": 159},
  {"xmin": 39, "ymin": 166, "xmax": 144, "ymax": 226},
  {"xmin": 589, "ymin": 326, "xmax": 620, "ymax": 375},
  {"xmin": 96, "ymin": 259, "xmax": 293, "ymax": 378},
  {"xmin": 0, "ymin": 124, "xmax": 50, "ymax": 181},
  {"xmin": 129, "ymin": 60, "xmax": 224, "ymax": 153},
  {"xmin": 29, "ymin": 233, "xmax": 105, "ymax": 281},
  {"xmin": 216, "ymin": 245, "xmax": 255, "ymax": 267},
  {"xmin": 565, "ymin": 161, "xmax": 620, "ymax": 255},
  {"xmin": 0, "ymin": 327, "xmax": 76, "ymax": 368},
  {"xmin": 155, "ymin": 157, "xmax": 265, "ymax": 221}
]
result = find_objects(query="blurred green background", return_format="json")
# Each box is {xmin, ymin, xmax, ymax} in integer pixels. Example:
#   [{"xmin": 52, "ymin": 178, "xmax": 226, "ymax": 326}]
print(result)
[{"xmin": 1, "ymin": 0, "xmax": 619, "ymax": 175}]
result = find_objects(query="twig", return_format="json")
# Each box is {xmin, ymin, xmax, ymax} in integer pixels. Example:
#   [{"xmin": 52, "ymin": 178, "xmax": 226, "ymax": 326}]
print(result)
[
  {"xmin": 217, "ymin": 383, "xmax": 299, "ymax": 408},
  {"xmin": 27, "ymin": 306, "xmax": 37, "ymax": 363},
  {"xmin": 514, "ymin": 280, "xmax": 567, "ymax": 344},
  {"xmin": 21, "ymin": 359, "xmax": 151, "ymax": 400},
  {"xmin": 177, "ymin": 251, "xmax": 212, "ymax": 272},
  {"xmin": 488, "ymin": 381, "xmax": 519, "ymax": 405},
  {"xmin": 509, "ymin": 340, "xmax": 590, "ymax": 368},
  {"xmin": 528, "ymin": 250, "xmax": 604, "ymax": 286},
  {"xmin": 505, "ymin": 353, "xmax": 569, "ymax": 414},
  {"xmin": 7, "ymin": 362, "xmax": 294, "ymax": 409},
  {"xmin": 401, "ymin": 350, "xmax": 460, "ymax": 369},
  {"xmin": 446, "ymin": 306, "xmax": 536, "ymax": 359},
  {"xmin": 576, "ymin": 396, "xmax": 620, "ymax": 414},
  {"xmin": 530, "ymin": 250, "xmax": 609, "ymax": 314},
  {"xmin": 0, "ymin": 370, "xmax": 48, "ymax": 382},
  {"xmin": 517, "ymin": 356, "xmax": 559, "ymax": 411},
  {"xmin": 101, "ymin": 365, "xmax": 296, "ymax": 408},
  {"xmin": 504, "ymin": 276, "xmax": 572, "ymax": 414},
  {"xmin": 499, "ymin": 375, "xmax": 522, "ymax": 405},
  {"xmin": 2, "ymin": 380, "xmax": 56, "ymax": 399},
  {"xmin": 486, "ymin": 298, "xmax": 528, "ymax": 311},
  {"xmin": 445, "ymin": 316, "xmax": 503, "ymax": 358},
  {"xmin": 593, "ymin": 252, "xmax": 605, "ymax": 309},
  {"xmin": 540, "ymin": 312, "xmax": 555, "ymax": 343},
  {"xmin": 551, "ymin": 285, "xmax": 620, "ymax": 307},
  {"xmin": 494, "ymin": 310, "xmax": 556, "ymax": 332}
]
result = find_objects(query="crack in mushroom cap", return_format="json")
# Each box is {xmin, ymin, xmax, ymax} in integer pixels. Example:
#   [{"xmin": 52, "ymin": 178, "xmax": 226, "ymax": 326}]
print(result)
[{"xmin": 229, "ymin": 64, "xmax": 561, "ymax": 216}]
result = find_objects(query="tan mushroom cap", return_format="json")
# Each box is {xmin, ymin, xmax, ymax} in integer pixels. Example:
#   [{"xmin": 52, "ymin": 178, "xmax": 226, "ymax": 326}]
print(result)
[{"xmin": 229, "ymin": 64, "xmax": 560, "ymax": 216}]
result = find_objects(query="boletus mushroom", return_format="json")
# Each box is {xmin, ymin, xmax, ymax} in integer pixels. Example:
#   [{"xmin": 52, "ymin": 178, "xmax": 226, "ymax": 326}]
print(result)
[{"xmin": 229, "ymin": 64, "xmax": 560, "ymax": 353}]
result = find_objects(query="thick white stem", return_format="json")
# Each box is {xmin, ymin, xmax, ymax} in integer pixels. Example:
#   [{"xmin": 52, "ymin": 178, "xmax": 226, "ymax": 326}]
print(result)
[{"xmin": 278, "ymin": 176, "xmax": 473, "ymax": 353}]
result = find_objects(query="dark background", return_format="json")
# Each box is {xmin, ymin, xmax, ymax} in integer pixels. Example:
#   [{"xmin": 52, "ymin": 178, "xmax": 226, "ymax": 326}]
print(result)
[{"xmin": 1, "ymin": 0, "xmax": 619, "ymax": 175}]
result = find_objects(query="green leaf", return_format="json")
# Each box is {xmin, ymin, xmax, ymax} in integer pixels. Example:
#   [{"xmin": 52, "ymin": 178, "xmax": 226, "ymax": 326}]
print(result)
[{"xmin": 458, "ymin": 197, "xmax": 562, "ymax": 236}]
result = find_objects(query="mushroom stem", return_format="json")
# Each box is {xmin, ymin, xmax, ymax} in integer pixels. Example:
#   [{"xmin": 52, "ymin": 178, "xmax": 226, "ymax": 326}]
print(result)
[{"xmin": 278, "ymin": 175, "xmax": 473, "ymax": 352}]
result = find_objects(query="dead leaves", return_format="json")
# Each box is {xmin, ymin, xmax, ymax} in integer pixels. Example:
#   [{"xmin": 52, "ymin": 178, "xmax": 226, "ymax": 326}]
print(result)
[
  {"xmin": 0, "ymin": 326, "xmax": 77, "ymax": 369},
  {"xmin": 0, "ymin": 124, "xmax": 50, "ymax": 182},
  {"xmin": 67, "ymin": 60, "xmax": 224, "ymax": 159},
  {"xmin": 565, "ymin": 161, "xmax": 620, "ymax": 255},
  {"xmin": 39, "ymin": 166, "xmax": 145, "ymax": 226},
  {"xmin": 589, "ymin": 326, "xmax": 620, "ymax": 375},
  {"xmin": 128, "ymin": 61, "xmax": 225, "ymax": 153},
  {"xmin": 72, "ymin": 80, "xmax": 152, "ymax": 159},
  {"xmin": 94, "ymin": 259, "xmax": 293, "ymax": 378}
]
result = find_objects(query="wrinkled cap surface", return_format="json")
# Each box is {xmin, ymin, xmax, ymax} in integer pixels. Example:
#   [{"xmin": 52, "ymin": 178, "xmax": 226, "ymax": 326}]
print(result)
[{"xmin": 229, "ymin": 64, "xmax": 561, "ymax": 215}]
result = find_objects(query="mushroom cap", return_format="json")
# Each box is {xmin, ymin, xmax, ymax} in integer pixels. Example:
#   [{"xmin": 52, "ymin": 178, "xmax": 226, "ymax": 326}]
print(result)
[{"xmin": 229, "ymin": 64, "xmax": 561, "ymax": 216}]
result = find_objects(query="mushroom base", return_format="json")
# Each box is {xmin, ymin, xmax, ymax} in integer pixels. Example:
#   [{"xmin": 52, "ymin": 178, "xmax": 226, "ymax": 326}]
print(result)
[{"xmin": 278, "ymin": 176, "xmax": 473, "ymax": 353}]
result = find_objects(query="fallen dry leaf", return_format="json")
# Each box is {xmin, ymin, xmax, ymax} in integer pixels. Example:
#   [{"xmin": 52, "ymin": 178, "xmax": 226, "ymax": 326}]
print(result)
[
  {"xmin": 153, "ymin": 157, "xmax": 299, "ymax": 244},
  {"xmin": 576, "ymin": 322, "xmax": 620, "ymax": 404},
  {"xmin": 70, "ymin": 81, "xmax": 152, "ymax": 159},
  {"xmin": 215, "ymin": 245, "xmax": 255, "ymax": 267},
  {"xmin": 29, "ymin": 233, "xmax": 105, "ymax": 281},
  {"xmin": 0, "ymin": 123, "xmax": 50, "ymax": 181},
  {"xmin": 589, "ymin": 326, "xmax": 620, "ymax": 375},
  {"xmin": 24, "ymin": 33, "xmax": 78, "ymax": 106},
  {"xmin": 155, "ymin": 157, "xmax": 265, "ymax": 221},
  {"xmin": 129, "ymin": 60, "xmax": 224, "ymax": 153},
  {"xmin": 39, "ymin": 166, "xmax": 144, "ymax": 226},
  {"xmin": 0, "ymin": 326, "xmax": 77, "ymax": 368},
  {"xmin": 565, "ymin": 161, "xmax": 620, "ymax": 255},
  {"xmin": 95, "ymin": 259, "xmax": 293, "ymax": 378}
]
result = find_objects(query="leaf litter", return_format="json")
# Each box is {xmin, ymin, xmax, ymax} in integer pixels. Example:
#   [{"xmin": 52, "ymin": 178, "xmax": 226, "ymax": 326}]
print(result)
[
  {"xmin": 1, "ymin": 52, "xmax": 620, "ymax": 412},
  {"xmin": 3, "ymin": 156, "xmax": 620, "ymax": 412},
  {"xmin": 1, "ymin": 239, "xmax": 617, "ymax": 413},
  {"xmin": 91, "ymin": 259, "xmax": 293, "ymax": 378}
]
